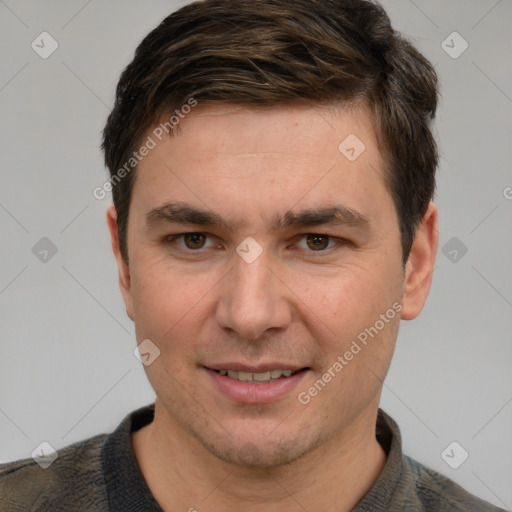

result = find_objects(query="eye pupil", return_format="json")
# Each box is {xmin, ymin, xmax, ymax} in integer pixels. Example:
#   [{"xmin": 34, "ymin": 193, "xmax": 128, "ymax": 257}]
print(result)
[
  {"xmin": 306, "ymin": 234, "xmax": 329, "ymax": 250},
  {"xmin": 184, "ymin": 233, "xmax": 205, "ymax": 249}
]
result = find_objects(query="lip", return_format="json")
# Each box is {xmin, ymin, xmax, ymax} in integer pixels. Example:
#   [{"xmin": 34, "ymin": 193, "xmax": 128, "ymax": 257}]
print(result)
[
  {"xmin": 206, "ymin": 363, "xmax": 304, "ymax": 373},
  {"xmin": 204, "ymin": 366, "xmax": 309, "ymax": 404}
]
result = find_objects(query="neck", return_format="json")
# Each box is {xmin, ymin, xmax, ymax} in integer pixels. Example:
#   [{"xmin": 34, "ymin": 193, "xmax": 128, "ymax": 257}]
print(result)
[{"xmin": 132, "ymin": 402, "xmax": 387, "ymax": 512}]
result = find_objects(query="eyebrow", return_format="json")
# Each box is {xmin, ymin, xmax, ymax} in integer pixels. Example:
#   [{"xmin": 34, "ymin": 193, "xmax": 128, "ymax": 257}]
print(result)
[{"xmin": 145, "ymin": 201, "xmax": 371, "ymax": 233}]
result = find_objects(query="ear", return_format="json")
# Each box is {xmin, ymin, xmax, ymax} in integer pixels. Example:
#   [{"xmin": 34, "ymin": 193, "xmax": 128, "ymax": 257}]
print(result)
[
  {"xmin": 400, "ymin": 201, "xmax": 438, "ymax": 320},
  {"xmin": 106, "ymin": 205, "xmax": 134, "ymax": 321}
]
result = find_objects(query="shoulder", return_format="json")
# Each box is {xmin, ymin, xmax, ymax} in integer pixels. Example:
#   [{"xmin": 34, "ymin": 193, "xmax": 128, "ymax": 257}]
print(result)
[
  {"xmin": 0, "ymin": 433, "xmax": 109, "ymax": 512},
  {"xmin": 403, "ymin": 455, "xmax": 507, "ymax": 512}
]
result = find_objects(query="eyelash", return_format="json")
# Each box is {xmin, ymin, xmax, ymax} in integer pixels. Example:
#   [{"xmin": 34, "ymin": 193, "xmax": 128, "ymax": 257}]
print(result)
[{"xmin": 164, "ymin": 232, "xmax": 347, "ymax": 255}]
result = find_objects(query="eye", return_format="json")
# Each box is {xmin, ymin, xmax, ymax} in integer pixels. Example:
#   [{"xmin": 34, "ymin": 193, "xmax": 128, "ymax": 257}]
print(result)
[
  {"xmin": 165, "ymin": 232, "xmax": 214, "ymax": 251},
  {"xmin": 164, "ymin": 232, "xmax": 346, "ymax": 255},
  {"xmin": 295, "ymin": 234, "xmax": 342, "ymax": 252}
]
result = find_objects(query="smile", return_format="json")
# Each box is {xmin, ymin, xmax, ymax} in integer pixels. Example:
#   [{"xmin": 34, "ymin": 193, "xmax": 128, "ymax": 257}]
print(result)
[
  {"xmin": 214, "ymin": 369, "xmax": 299, "ymax": 383},
  {"xmin": 206, "ymin": 366, "xmax": 309, "ymax": 403}
]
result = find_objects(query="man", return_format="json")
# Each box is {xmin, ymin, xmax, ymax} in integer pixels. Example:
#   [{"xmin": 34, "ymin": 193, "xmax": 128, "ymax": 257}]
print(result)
[{"xmin": 0, "ymin": 0, "xmax": 506, "ymax": 510}]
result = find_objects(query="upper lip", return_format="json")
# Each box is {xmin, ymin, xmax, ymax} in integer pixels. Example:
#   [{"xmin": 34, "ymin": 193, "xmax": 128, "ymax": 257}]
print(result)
[{"xmin": 205, "ymin": 363, "xmax": 307, "ymax": 373}]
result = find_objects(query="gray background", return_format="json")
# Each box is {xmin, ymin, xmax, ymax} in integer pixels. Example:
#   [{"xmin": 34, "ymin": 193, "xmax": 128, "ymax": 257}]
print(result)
[{"xmin": 0, "ymin": 0, "xmax": 511, "ymax": 508}]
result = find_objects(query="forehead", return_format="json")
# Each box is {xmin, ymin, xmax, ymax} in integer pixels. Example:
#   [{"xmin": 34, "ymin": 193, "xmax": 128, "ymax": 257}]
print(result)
[
  {"xmin": 155, "ymin": 102, "xmax": 379, "ymax": 160},
  {"xmin": 130, "ymin": 103, "xmax": 393, "ymax": 230}
]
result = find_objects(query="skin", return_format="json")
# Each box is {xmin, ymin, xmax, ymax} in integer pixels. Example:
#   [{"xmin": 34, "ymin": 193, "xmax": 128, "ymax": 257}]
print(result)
[{"xmin": 107, "ymin": 103, "xmax": 438, "ymax": 511}]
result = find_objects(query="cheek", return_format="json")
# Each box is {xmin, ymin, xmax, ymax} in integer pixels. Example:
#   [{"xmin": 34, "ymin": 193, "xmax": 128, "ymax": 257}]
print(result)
[
  {"xmin": 288, "ymin": 262, "xmax": 399, "ymax": 336},
  {"xmin": 286, "ymin": 262, "xmax": 403, "ymax": 396},
  {"xmin": 129, "ymin": 259, "xmax": 211, "ymax": 343},
  {"xmin": 129, "ymin": 266, "xmax": 211, "ymax": 388}
]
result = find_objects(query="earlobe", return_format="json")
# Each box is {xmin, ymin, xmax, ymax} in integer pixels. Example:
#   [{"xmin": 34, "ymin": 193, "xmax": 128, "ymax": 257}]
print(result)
[
  {"xmin": 106, "ymin": 205, "xmax": 134, "ymax": 321},
  {"xmin": 400, "ymin": 202, "xmax": 439, "ymax": 320}
]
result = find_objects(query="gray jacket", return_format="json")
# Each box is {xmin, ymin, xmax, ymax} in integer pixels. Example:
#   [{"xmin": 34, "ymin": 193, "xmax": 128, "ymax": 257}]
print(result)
[{"xmin": 0, "ymin": 404, "xmax": 506, "ymax": 511}]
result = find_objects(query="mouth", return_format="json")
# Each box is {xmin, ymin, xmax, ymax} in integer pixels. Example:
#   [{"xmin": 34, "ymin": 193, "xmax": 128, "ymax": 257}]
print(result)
[
  {"xmin": 212, "ymin": 368, "xmax": 305, "ymax": 383},
  {"xmin": 204, "ymin": 365, "xmax": 310, "ymax": 403}
]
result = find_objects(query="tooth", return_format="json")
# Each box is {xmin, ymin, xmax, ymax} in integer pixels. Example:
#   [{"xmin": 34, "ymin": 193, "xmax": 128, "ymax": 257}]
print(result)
[
  {"xmin": 221, "ymin": 369, "xmax": 296, "ymax": 381},
  {"xmin": 253, "ymin": 372, "xmax": 271, "ymax": 381}
]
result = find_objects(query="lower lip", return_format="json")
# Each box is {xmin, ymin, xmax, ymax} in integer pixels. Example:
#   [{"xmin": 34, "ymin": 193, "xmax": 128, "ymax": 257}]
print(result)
[{"xmin": 204, "ymin": 368, "xmax": 308, "ymax": 404}]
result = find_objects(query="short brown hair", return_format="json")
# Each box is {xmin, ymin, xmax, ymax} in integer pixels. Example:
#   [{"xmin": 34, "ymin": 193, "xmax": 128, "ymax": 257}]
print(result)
[{"xmin": 101, "ymin": 0, "xmax": 438, "ymax": 264}]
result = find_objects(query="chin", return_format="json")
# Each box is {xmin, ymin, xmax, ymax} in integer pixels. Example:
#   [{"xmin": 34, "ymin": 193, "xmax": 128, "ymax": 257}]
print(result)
[{"xmin": 198, "ymin": 429, "xmax": 321, "ymax": 469}]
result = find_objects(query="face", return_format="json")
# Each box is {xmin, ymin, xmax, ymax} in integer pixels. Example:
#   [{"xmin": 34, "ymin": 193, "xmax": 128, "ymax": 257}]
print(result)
[{"xmin": 108, "ymin": 103, "xmax": 436, "ymax": 468}]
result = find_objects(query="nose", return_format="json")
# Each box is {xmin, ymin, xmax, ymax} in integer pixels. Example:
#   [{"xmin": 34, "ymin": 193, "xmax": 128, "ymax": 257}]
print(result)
[{"xmin": 215, "ymin": 247, "xmax": 292, "ymax": 342}]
